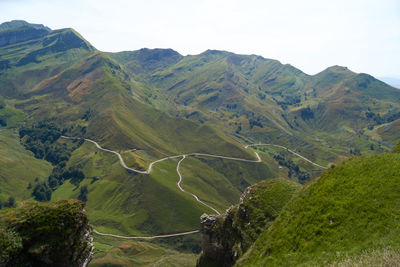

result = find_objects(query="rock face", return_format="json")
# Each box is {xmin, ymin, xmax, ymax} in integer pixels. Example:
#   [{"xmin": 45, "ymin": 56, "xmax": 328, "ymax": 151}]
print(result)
[
  {"xmin": 0, "ymin": 20, "xmax": 50, "ymax": 47},
  {"xmin": 197, "ymin": 178, "xmax": 301, "ymax": 267},
  {"xmin": 198, "ymin": 213, "xmax": 240, "ymax": 267},
  {"xmin": 0, "ymin": 199, "xmax": 93, "ymax": 267}
]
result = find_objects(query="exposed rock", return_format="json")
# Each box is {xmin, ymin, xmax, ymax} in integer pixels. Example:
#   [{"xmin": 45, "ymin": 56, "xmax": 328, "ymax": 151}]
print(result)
[
  {"xmin": 0, "ymin": 20, "xmax": 51, "ymax": 32},
  {"xmin": 198, "ymin": 212, "xmax": 240, "ymax": 267},
  {"xmin": 197, "ymin": 178, "xmax": 301, "ymax": 267},
  {"xmin": 0, "ymin": 199, "xmax": 93, "ymax": 267}
]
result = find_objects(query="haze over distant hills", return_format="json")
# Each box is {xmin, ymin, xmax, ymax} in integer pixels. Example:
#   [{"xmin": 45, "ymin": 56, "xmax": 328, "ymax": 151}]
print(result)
[
  {"xmin": 378, "ymin": 76, "xmax": 400, "ymax": 89},
  {"xmin": 1, "ymin": 20, "xmax": 400, "ymax": 266}
]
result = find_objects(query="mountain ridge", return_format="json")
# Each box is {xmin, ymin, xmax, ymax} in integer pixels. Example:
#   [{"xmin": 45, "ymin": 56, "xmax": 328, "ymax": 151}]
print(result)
[{"xmin": 1, "ymin": 20, "xmax": 400, "ymax": 265}]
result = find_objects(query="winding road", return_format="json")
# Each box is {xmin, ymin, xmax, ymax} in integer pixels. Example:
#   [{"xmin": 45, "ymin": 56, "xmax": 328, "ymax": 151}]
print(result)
[
  {"xmin": 245, "ymin": 144, "xmax": 327, "ymax": 169},
  {"xmin": 92, "ymin": 229, "xmax": 200, "ymax": 239},
  {"xmin": 61, "ymin": 135, "xmax": 327, "ymax": 239}
]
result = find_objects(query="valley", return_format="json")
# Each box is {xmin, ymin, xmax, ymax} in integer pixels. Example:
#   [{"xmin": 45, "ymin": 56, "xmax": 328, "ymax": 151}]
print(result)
[{"xmin": 1, "ymin": 20, "xmax": 400, "ymax": 266}]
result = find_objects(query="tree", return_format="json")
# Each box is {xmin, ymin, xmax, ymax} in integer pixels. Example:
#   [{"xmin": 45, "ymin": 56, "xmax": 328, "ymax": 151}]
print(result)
[
  {"xmin": 8, "ymin": 196, "xmax": 15, "ymax": 208},
  {"xmin": 32, "ymin": 183, "xmax": 52, "ymax": 202},
  {"xmin": 78, "ymin": 185, "xmax": 88, "ymax": 202}
]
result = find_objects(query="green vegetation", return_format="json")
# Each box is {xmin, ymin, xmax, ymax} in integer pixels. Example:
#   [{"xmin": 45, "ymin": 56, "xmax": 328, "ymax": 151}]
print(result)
[
  {"xmin": 0, "ymin": 199, "xmax": 92, "ymax": 266},
  {"xmin": 326, "ymin": 247, "xmax": 400, "ymax": 267},
  {"xmin": 2, "ymin": 20, "xmax": 400, "ymax": 266},
  {"xmin": 18, "ymin": 122, "xmax": 86, "ymax": 200},
  {"xmin": 32, "ymin": 181, "xmax": 52, "ymax": 201},
  {"xmin": 198, "ymin": 178, "xmax": 300, "ymax": 267},
  {"xmin": 112, "ymin": 49, "xmax": 400, "ymax": 164},
  {"xmin": 392, "ymin": 140, "xmax": 400, "ymax": 153},
  {"xmin": 0, "ymin": 98, "xmax": 24, "ymax": 127},
  {"xmin": 231, "ymin": 179, "xmax": 301, "ymax": 251},
  {"xmin": 0, "ymin": 129, "xmax": 52, "ymax": 203},
  {"xmin": 237, "ymin": 153, "xmax": 400, "ymax": 266},
  {"xmin": 91, "ymin": 235, "xmax": 197, "ymax": 267},
  {"xmin": 273, "ymin": 154, "xmax": 311, "ymax": 184}
]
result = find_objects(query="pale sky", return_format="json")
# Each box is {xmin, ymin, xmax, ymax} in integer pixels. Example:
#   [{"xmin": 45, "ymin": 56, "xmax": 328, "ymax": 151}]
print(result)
[{"xmin": 1, "ymin": 0, "xmax": 399, "ymax": 78}]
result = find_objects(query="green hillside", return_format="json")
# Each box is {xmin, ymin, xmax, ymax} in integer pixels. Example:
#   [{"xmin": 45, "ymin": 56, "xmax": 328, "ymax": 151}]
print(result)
[
  {"xmin": 112, "ymin": 48, "xmax": 400, "ymax": 165},
  {"xmin": 198, "ymin": 178, "xmax": 301, "ymax": 267},
  {"xmin": 0, "ymin": 21, "xmax": 268, "ymax": 264},
  {"xmin": 0, "ymin": 128, "xmax": 52, "ymax": 204},
  {"xmin": 237, "ymin": 153, "xmax": 400, "ymax": 266},
  {"xmin": 392, "ymin": 140, "xmax": 400, "ymax": 153},
  {"xmin": 91, "ymin": 237, "xmax": 197, "ymax": 266},
  {"xmin": 2, "ymin": 20, "xmax": 400, "ymax": 266},
  {"xmin": 0, "ymin": 199, "xmax": 92, "ymax": 266}
]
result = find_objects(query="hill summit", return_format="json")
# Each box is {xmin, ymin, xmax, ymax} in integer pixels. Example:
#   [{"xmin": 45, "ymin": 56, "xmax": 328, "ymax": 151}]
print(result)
[{"xmin": 237, "ymin": 153, "xmax": 400, "ymax": 266}]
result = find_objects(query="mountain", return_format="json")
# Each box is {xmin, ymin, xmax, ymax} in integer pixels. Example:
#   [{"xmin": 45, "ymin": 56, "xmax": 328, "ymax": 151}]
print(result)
[
  {"xmin": 0, "ymin": 200, "xmax": 93, "ymax": 266},
  {"xmin": 0, "ymin": 21, "xmax": 271, "ymax": 261},
  {"xmin": 111, "ymin": 49, "xmax": 400, "ymax": 167},
  {"xmin": 236, "ymin": 152, "xmax": 400, "ymax": 266},
  {"xmin": 0, "ymin": 20, "xmax": 50, "ymax": 32},
  {"xmin": 197, "ymin": 178, "xmax": 300, "ymax": 267},
  {"xmin": 1, "ymin": 20, "xmax": 400, "ymax": 265}
]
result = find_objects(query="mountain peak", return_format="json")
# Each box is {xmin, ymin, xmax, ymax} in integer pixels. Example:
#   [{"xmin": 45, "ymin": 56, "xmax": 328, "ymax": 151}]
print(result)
[
  {"xmin": 0, "ymin": 20, "xmax": 51, "ymax": 32},
  {"xmin": 324, "ymin": 65, "xmax": 351, "ymax": 73},
  {"xmin": 201, "ymin": 49, "xmax": 230, "ymax": 56}
]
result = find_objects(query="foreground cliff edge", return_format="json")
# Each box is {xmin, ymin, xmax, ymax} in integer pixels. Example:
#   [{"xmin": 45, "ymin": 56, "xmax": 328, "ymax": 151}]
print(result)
[
  {"xmin": 197, "ymin": 142, "xmax": 400, "ymax": 266},
  {"xmin": 0, "ymin": 199, "xmax": 93, "ymax": 266},
  {"xmin": 235, "ymin": 148, "xmax": 400, "ymax": 266},
  {"xmin": 197, "ymin": 178, "xmax": 300, "ymax": 267}
]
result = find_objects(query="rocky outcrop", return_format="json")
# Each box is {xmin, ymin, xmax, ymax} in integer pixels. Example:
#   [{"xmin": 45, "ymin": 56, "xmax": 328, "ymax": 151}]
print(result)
[
  {"xmin": 0, "ymin": 26, "xmax": 49, "ymax": 47},
  {"xmin": 0, "ymin": 199, "xmax": 93, "ymax": 267},
  {"xmin": 198, "ymin": 213, "xmax": 240, "ymax": 267},
  {"xmin": 197, "ymin": 178, "xmax": 301, "ymax": 267}
]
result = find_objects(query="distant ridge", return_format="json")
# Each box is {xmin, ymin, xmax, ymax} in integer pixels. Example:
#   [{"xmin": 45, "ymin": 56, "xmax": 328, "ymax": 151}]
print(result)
[{"xmin": 0, "ymin": 20, "xmax": 51, "ymax": 32}]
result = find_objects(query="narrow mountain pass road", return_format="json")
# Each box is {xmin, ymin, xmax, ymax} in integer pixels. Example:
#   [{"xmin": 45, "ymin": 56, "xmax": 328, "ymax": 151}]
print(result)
[
  {"xmin": 245, "ymin": 143, "xmax": 327, "ymax": 169},
  {"xmin": 62, "ymin": 136, "xmax": 327, "ymax": 239},
  {"xmin": 176, "ymin": 155, "xmax": 221, "ymax": 215},
  {"xmin": 93, "ymin": 229, "xmax": 200, "ymax": 239}
]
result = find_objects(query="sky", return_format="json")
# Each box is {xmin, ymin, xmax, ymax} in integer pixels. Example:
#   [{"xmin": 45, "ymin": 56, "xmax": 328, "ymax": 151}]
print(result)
[{"xmin": 0, "ymin": 0, "xmax": 399, "ymax": 78}]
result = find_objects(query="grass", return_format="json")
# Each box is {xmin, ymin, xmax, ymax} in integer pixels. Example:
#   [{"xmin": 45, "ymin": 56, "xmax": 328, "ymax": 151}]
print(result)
[
  {"xmin": 90, "ymin": 235, "xmax": 197, "ymax": 267},
  {"xmin": 198, "ymin": 178, "xmax": 301, "ymax": 267},
  {"xmin": 326, "ymin": 247, "xmax": 400, "ymax": 267},
  {"xmin": 52, "ymin": 140, "xmax": 267, "ymax": 236},
  {"xmin": 111, "ymin": 47, "xmax": 400, "ymax": 167},
  {"xmin": 232, "ymin": 178, "xmax": 301, "ymax": 251},
  {"xmin": 0, "ymin": 128, "xmax": 52, "ymax": 202},
  {"xmin": 0, "ymin": 199, "xmax": 90, "ymax": 265},
  {"xmin": 3, "ymin": 23, "xmax": 400, "ymax": 266},
  {"xmin": 237, "ymin": 153, "xmax": 400, "ymax": 266},
  {"xmin": 392, "ymin": 140, "xmax": 400, "ymax": 153},
  {"xmin": 179, "ymin": 156, "xmax": 276, "ymax": 211}
]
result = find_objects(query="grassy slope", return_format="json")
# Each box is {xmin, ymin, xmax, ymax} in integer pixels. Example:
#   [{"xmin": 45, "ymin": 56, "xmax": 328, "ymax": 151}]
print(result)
[
  {"xmin": 0, "ymin": 128, "xmax": 52, "ymax": 202},
  {"xmin": 325, "ymin": 247, "xmax": 400, "ymax": 267},
  {"xmin": 198, "ymin": 178, "xmax": 301, "ymax": 267},
  {"xmin": 112, "ymin": 50, "xmax": 400, "ymax": 165},
  {"xmin": 3, "ymin": 24, "xmax": 400, "ymax": 265},
  {"xmin": 232, "ymin": 178, "xmax": 301, "ymax": 251},
  {"xmin": 237, "ymin": 153, "xmax": 400, "ymax": 266},
  {"xmin": 0, "ymin": 199, "xmax": 90, "ymax": 266},
  {"xmin": 393, "ymin": 140, "xmax": 400, "ymax": 153},
  {"xmin": 1, "ymin": 25, "xmax": 273, "ymax": 264},
  {"xmin": 90, "ymin": 235, "xmax": 197, "ymax": 267},
  {"xmin": 52, "ymin": 141, "xmax": 276, "ymax": 236},
  {"xmin": 179, "ymin": 156, "xmax": 275, "ymax": 211},
  {"xmin": 11, "ymin": 48, "xmax": 252, "ymax": 159},
  {"xmin": 0, "ymin": 27, "xmax": 94, "ymax": 98}
]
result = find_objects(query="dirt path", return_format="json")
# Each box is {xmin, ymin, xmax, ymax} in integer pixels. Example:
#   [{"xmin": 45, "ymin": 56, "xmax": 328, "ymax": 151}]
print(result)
[{"xmin": 63, "ymin": 136, "xmax": 327, "ymax": 239}]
